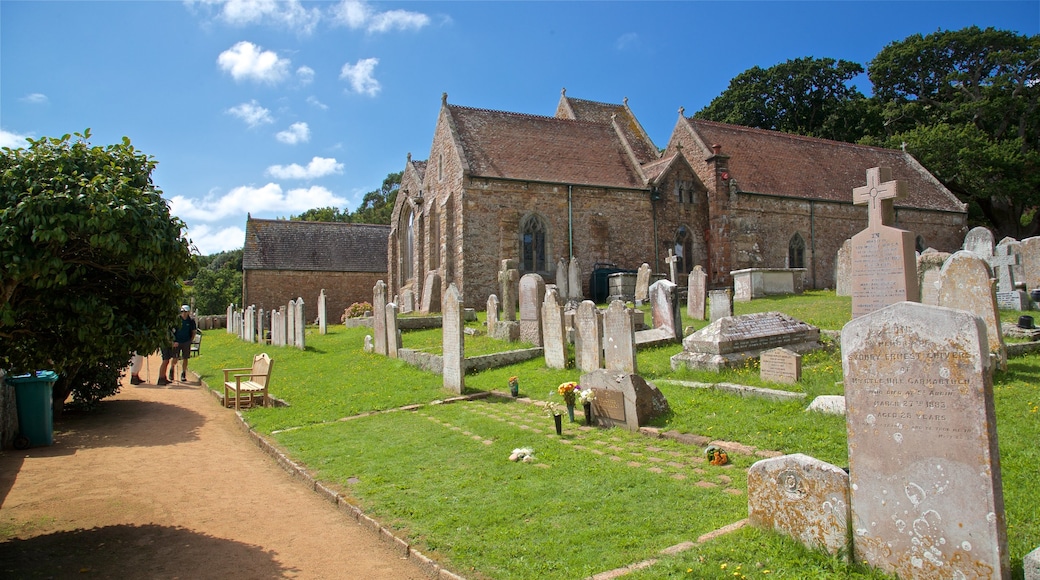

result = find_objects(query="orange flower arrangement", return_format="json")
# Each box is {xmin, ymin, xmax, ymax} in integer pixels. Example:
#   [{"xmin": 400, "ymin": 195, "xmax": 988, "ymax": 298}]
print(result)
[{"xmin": 557, "ymin": 381, "xmax": 579, "ymax": 405}]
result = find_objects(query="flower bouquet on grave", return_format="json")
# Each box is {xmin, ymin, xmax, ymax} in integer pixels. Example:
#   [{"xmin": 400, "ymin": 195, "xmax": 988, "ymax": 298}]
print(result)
[
  {"xmin": 508, "ymin": 376, "xmax": 519, "ymax": 397},
  {"xmin": 544, "ymin": 400, "xmax": 564, "ymax": 435},
  {"xmin": 558, "ymin": 381, "xmax": 578, "ymax": 422},
  {"xmin": 705, "ymin": 445, "xmax": 729, "ymax": 466},
  {"xmin": 577, "ymin": 387, "xmax": 596, "ymax": 425}
]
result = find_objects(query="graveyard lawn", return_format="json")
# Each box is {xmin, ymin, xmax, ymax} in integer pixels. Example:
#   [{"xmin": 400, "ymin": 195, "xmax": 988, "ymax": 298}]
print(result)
[{"xmin": 191, "ymin": 292, "xmax": 1039, "ymax": 580}]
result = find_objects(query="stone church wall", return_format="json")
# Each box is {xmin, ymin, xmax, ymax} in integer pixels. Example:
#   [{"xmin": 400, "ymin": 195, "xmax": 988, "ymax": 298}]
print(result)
[{"xmin": 243, "ymin": 270, "xmax": 383, "ymax": 325}]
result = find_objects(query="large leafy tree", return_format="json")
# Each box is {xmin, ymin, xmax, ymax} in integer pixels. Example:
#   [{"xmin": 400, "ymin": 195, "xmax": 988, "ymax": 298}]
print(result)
[
  {"xmin": 695, "ymin": 57, "xmax": 880, "ymax": 142},
  {"xmin": 868, "ymin": 26, "xmax": 1040, "ymax": 238},
  {"xmin": 190, "ymin": 249, "xmax": 243, "ymax": 315},
  {"xmin": 290, "ymin": 171, "xmax": 401, "ymax": 225},
  {"xmin": 1, "ymin": 131, "xmax": 193, "ymax": 414}
]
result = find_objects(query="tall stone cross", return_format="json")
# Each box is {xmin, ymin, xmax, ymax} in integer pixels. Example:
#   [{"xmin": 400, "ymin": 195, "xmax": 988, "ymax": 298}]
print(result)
[
  {"xmin": 989, "ymin": 244, "xmax": 1020, "ymax": 293},
  {"xmin": 852, "ymin": 167, "xmax": 906, "ymax": 231},
  {"xmin": 665, "ymin": 249, "xmax": 680, "ymax": 283}
]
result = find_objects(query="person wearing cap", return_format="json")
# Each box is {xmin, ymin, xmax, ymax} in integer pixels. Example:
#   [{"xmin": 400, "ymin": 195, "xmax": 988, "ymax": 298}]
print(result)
[{"xmin": 158, "ymin": 305, "xmax": 197, "ymax": 385}]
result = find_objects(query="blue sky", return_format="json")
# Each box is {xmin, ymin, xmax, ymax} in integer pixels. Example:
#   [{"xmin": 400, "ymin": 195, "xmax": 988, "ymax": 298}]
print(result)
[{"xmin": 3, "ymin": 1, "xmax": 1037, "ymax": 255}]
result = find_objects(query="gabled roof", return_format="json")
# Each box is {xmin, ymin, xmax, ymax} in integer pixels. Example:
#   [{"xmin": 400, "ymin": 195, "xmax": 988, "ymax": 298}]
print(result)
[
  {"xmin": 556, "ymin": 93, "xmax": 659, "ymax": 164},
  {"xmin": 243, "ymin": 217, "xmax": 390, "ymax": 272},
  {"xmin": 446, "ymin": 104, "xmax": 647, "ymax": 190},
  {"xmin": 682, "ymin": 119, "xmax": 967, "ymax": 213}
]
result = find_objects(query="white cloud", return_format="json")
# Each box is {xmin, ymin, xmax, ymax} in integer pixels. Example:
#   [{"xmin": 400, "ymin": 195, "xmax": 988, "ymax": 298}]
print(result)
[
  {"xmin": 331, "ymin": 0, "xmax": 429, "ymax": 33},
  {"xmin": 296, "ymin": 65, "xmax": 315, "ymax": 85},
  {"xmin": 267, "ymin": 156, "xmax": 344, "ymax": 180},
  {"xmin": 184, "ymin": 223, "xmax": 246, "ymax": 255},
  {"xmin": 169, "ymin": 183, "xmax": 347, "ymax": 222},
  {"xmin": 20, "ymin": 93, "xmax": 49, "ymax": 105},
  {"xmin": 0, "ymin": 129, "xmax": 33, "ymax": 149},
  {"xmin": 217, "ymin": 41, "xmax": 290, "ymax": 83},
  {"xmin": 615, "ymin": 32, "xmax": 640, "ymax": 51},
  {"xmin": 306, "ymin": 96, "xmax": 328, "ymax": 110},
  {"xmin": 203, "ymin": 0, "xmax": 322, "ymax": 34},
  {"xmin": 276, "ymin": 121, "xmax": 310, "ymax": 144},
  {"xmin": 340, "ymin": 58, "xmax": 381, "ymax": 97},
  {"xmin": 226, "ymin": 99, "xmax": 274, "ymax": 128}
]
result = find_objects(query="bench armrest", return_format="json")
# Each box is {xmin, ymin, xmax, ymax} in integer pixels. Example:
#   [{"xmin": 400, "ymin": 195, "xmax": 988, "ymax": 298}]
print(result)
[{"xmin": 222, "ymin": 367, "xmax": 252, "ymax": 381}]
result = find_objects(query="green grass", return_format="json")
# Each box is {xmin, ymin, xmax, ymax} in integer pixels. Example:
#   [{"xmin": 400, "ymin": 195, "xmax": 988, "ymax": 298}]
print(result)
[{"xmin": 191, "ymin": 292, "xmax": 1040, "ymax": 580}]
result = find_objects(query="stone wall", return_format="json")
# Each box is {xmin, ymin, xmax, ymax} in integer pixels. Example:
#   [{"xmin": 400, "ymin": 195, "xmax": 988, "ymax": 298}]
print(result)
[{"xmin": 243, "ymin": 270, "xmax": 384, "ymax": 323}]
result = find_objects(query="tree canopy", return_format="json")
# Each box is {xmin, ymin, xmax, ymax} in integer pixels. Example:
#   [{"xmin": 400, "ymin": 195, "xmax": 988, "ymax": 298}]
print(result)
[
  {"xmin": 1, "ymin": 130, "xmax": 193, "ymax": 411},
  {"xmin": 189, "ymin": 249, "xmax": 243, "ymax": 315},
  {"xmin": 695, "ymin": 27, "xmax": 1040, "ymax": 238},
  {"xmin": 290, "ymin": 171, "xmax": 401, "ymax": 225}
]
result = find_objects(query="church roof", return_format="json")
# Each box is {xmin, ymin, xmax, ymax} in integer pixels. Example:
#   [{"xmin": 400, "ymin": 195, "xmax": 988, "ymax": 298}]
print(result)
[
  {"xmin": 556, "ymin": 95, "xmax": 659, "ymax": 164},
  {"xmin": 683, "ymin": 119, "xmax": 967, "ymax": 213},
  {"xmin": 243, "ymin": 217, "xmax": 389, "ymax": 272},
  {"xmin": 447, "ymin": 104, "xmax": 647, "ymax": 190}
]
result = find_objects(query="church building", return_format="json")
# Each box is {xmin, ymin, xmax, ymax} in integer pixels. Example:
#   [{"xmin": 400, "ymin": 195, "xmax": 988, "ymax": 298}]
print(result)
[{"xmin": 388, "ymin": 90, "xmax": 967, "ymax": 308}]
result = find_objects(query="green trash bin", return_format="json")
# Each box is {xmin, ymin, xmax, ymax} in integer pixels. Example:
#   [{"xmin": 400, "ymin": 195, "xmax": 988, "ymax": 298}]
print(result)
[{"xmin": 8, "ymin": 370, "xmax": 58, "ymax": 449}]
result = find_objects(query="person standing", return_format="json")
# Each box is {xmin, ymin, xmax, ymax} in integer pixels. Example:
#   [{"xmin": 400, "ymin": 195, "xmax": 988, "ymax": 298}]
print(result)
[{"xmin": 157, "ymin": 305, "xmax": 196, "ymax": 385}]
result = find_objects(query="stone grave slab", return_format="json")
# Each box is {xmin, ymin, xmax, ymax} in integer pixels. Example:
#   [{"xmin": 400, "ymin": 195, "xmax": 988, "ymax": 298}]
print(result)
[
  {"xmin": 499, "ymin": 259, "xmax": 520, "ymax": 321},
  {"xmin": 441, "ymin": 283, "xmax": 464, "ymax": 394},
  {"xmin": 634, "ymin": 263, "xmax": 651, "ymax": 304},
  {"xmin": 373, "ymin": 281, "xmax": 388, "ymax": 355},
  {"xmin": 835, "ymin": 239, "xmax": 852, "ymax": 296},
  {"xmin": 1019, "ymin": 236, "xmax": 1040, "ymax": 293},
  {"xmin": 541, "ymin": 287, "xmax": 566, "ymax": 369},
  {"xmin": 759, "ymin": 347, "xmax": 801, "ymax": 384},
  {"xmin": 937, "ymin": 250, "xmax": 1006, "ymax": 370},
  {"xmin": 603, "ymin": 299, "xmax": 637, "ymax": 374},
  {"xmin": 806, "ymin": 395, "xmax": 846, "ymax": 415},
  {"xmin": 519, "ymin": 273, "xmax": 546, "ymax": 345},
  {"xmin": 419, "ymin": 270, "xmax": 441, "ymax": 314},
  {"xmin": 842, "ymin": 301, "xmax": 1009, "ymax": 579},
  {"xmin": 731, "ymin": 268, "xmax": 806, "ymax": 301},
  {"xmin": 687, "ymin": 266, "xmax": 707, "ymax": 320},
  {"xmin": 916, "ymin": 250, "xmax": 949, "ymax": 306},
  {"xmin": 573, "ymin": 300, "xmax": 603, "ymax": 373},
  {"xmin": 580, "ymin": 368, "xmax": 670, "ymax": 432},
  {"xmin": 708, "ymin": 288, "xmax": 732, "ymax": 322},
  {"xmin": 963, "ymin": 226, "xmax": 995, "ymax": 259},
  {"xmin": 671, "ymin": 311, "xmax": 822, "ymax": 372},
  {"xmin": 747, "ymin": 453, "xmax": 850, "ymax": 557}
]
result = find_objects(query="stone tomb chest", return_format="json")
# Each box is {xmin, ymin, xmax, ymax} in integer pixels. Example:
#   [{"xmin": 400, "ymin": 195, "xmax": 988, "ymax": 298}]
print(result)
[
  {"xmin": 731, "ymin": 268, "xmax": 806, "ymax": 302},
  {"xmin": 671, "ymin": 311, "xmax": 822, "ymax": 372}
]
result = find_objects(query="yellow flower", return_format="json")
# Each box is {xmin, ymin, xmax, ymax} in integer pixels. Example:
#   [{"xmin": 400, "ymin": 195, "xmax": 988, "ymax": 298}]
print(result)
[{"xmin": 720, "ymin": 563, "xmax": 728, "ymax": 570}]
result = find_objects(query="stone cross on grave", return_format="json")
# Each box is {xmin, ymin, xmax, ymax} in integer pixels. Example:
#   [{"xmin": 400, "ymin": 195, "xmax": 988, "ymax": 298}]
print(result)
[
  {"xmin": 852, "ymin": 167, "xmax": 906, "ymax": 231},
  {"xmin": 990, "ymin": 243, "xmax": 1020, "ymax": 293},
  {"xmin": 665, "ymin": 249, "xmax": 680, "ymax": 283}
]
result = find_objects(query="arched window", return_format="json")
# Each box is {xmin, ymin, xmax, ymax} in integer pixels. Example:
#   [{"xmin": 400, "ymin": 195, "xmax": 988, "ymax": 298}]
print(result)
[
  {"xmin": 915, "ymin": 235, "xmax": 926, "ymax": 253},
  {"xmin": 400, "ymin": 207, "xmax": 414, "ymax": 284},
  {"xmin": 675, "ymin": 226, "xmax": 694, "ymax": 274},
  {"xmin": 788, "ymin": 233, "xmax": 805, "ymax": 269},
  {"xmin": 520, "ymin": 214, "xmax": 547, "ymax": 272}
]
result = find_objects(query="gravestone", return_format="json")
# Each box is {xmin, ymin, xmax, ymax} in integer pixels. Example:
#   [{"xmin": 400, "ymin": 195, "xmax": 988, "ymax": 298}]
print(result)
[
  {"xmin": 687, "ymin": 266, "xmax": 707, "ymax": 320},
  {"xmin": 835, "ymin": 239, "xmax": 852, "ymax": 296},
  {"xmin": 916, "ymin": 250, "xmax": 949, "ymax": 306},
  {"xmin": 842, "ymin": 301, "xmax": 1009, "ymax": 579},
  {"xmin": 665, "ymin": 249, "xmax": 680, "ymax": 284},
  {"xmin": 580, "ymin": 368, "xmax": 670, "ymax": 432},
  {"xmin": 850, "ymin": 167, "xmax": 919, "ymax": 318},
  {"xmin": 294, "ymin": 298, "xmax": 305, "ymax": 350},
  {"xmin": 486, "ymin": 294, "xmax": 499, "ymax": 337},
  {"xmin": 634, "ymin": 263, "xmax": 651, "ymax": 304},
  {"xmin": 257, "ymin": 308, "xmax": 265, "ymax": 344},
  {"xmin": 759, "ymin": 347, "xmax": 801, "ymax": 384},
  {"xmin": 286, "ymin": 300, "xmax": 296, "ymax": 347},
  {"xmin": 997, "ymin": 237, "xmax": 1025, "ymax": 288},
  {"xmin": 603, "ymin": 299, "xmax": 638, "ymax": 374},
  {"xmin": 519, "ymin": 273, "xmax": 545, "ymax": 345},
  {"xmin": 269, "ymin": 309, "xmax": 281, "ymax": 346},
  {"xmin": 556, "ymin": 257, "xmax": 569, "ymax": 300},
  {"xmin": 647, "ymin": 279, "xmax": 681, "ymax": 341},
  {"xmin": 1025, "ymin": 547, "xmax": 1040, "ymax": 580},
  {"xmin": 385, "ymin": 302, "xmax": 399, "ymax": 358},
  {"xmin": 419, "ymin": 270, "xmax": 441, "ymax": 314},
  {"xmin": 318, "ymin": 289, "xmax": 328, "ymax": 334},
  {"xmin": 573, "ymin": 300, "xmax": 603, "ymax": 373},
  {"xmin": 747, "ymin": 453, "xmax": 850, "ymax": 557},
  {"xmin": 937, "ymin": 250, "xmax": 1007, "ymax": 370},
  {"xmin": 963, "ymin": 226, "xmax": 995, "ymax": 259},
  {"xmin": 708, "ymin": 288, "xmax": 732, "ymax": 322},
  {"xmin": 244, "ymin": 305, "xmax": 254, "ymax": 343},
  {"xmin": 671, "ymin": 311, "xmax": 822, "ymax": 372},
  {"xmin": 373, "ymin": 281, "xmax": 388, "ymax": 355},
  {"xmin": 568, "ymin": 258, "xmax": 583, "ymax": 302},
  {"xmin": 226, "ymin": 303, "xmax": 234, "ymax": 334},
  {"xmin": 498, "ymin": 259, "xmax": 520, "ymax": 322},
  {"xmin": 990, "ymin": 243, "xmax": 1028, "ymax": 310},
  {"xmin": 442, "ymin": 283, "xmax": 464, "ymax": 394},
  {"xmin": 1019, "ymin": 236, "xmax": 1040, "ymax": 294},
  {"xmin": 400, "ymin": 288, "xmax": 415, "ymax": 315},
  {"xmin": 541, "ymin": 287, "xmax": 566, "ymax": 370}
]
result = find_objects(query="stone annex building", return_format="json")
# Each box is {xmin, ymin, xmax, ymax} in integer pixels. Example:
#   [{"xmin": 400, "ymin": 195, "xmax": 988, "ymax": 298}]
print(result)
[
  {"xmin": 389, "ymin": 90, "xmax": 968, "ymax": 308},
  {"xmin": 242, "ymin": 216, "xmax": 389, "ymax": 322}
]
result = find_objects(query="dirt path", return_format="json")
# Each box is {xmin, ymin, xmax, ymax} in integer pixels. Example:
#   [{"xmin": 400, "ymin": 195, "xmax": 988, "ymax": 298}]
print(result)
[{"xmin": 0, "ymin": 355, "xmax": 428, "ymax": 579}]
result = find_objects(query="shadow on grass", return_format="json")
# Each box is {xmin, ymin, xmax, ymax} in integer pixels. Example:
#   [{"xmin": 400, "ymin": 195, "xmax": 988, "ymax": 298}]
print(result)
[{"xmin": 0, "ymin": 524, "xmax": 294, "ymax": 578}]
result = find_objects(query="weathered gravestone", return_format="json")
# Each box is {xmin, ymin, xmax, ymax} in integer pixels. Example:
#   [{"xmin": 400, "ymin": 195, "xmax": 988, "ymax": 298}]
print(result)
[
  {"xmin": 498, "ymin": 259, "xmax": 520, "ymax": 322},
  {"xmin": 603, "ymin": 299, "xmax": 638, "ymax": 374},
  {"xmin": 850, "ymin": 167, "xmax": 919, "ymax": 318},
  {"xmin": 1020, "ymin": 236, "xmax": 1040, "ymax": 294},
  {"xmin": 671, "ymin": 311, "xmax": 822, "ymax": 372},
  {"xmin": 937, "ymin": 250, "xmax": 1007, "ymax": 371},
  {"xmin": 708, "ymin": 288, "xmax": 733, "ymax": 322},
  {"xmin": 442, "ymin": 283, "xmax": 464, "ymax": 394},
  {"xmin": 556, "ymin": 257, "xmax": 569, "ymax": 299},
  {"xmin": 842, "ymin": 301, "xmax": 1009, "ymax": 579},
  {"xmin": 385, "ymin": 302, "xmax": 399, "ymax": 358},
  {"xmin": 580, "ymin": 369, "xmax": 670, "ymax": 432},
  {"xmin": 634, "ymin": 263, "xmax": 651, "ymax": 304},
  {"xmin": 226, "ymin": 303, "xmax": 235, "ymax": 334},
  {"xmin": 759, "ymin": 347, "xmax": 801, "ymax": 384},
  {"xmin": 519, "ymin": 273, "xmax": 545, "ymax": 345},
  {"xmin": 293, "ymin": 298, "xmax": 305, "ymax": 350},
  {"xmin": 1025, "ymin": 546, "xmax": 1040, "ymax": 580},
  {"xmin": 419, "ymin": 270, "xmax": 441, "ymax": 314},
  {"xmin": 399, "ymin": 288, "xmax": 415, "ymax": 315},
  {"xmin": 997, "ymin": 237, "xmax": 1026, "ymax": 288},
  {"xmin": 687, "ymin": 265, "xmax": 707, "ymax": 320},
  {"xmin": 665, "ymin": 249, "xmax": 680, "ymax": 284},
  {"xmin": 541, "ymin": 287, "xmax": 566, "ymax": 369},
  {"xmin": 372, "ymin": 281, "xmax": 388, "ymax": 355},
  {"xmin": 990, "ymin": 242, "xmax": 1028, "ymax": 310},
  {"xmin": 636, "ymin": 279, "xmax": 682, "ymax": 347},
  {"xmin": 318, "ymin": 289, "xmax": 328, "ymax": 334},
  {"xmin": 747, "ymin": 453, "xmax": 850, "ymax": 557},
  {"xmin": 568, "ymin": 258, "xmax": 583, "ymax": 302},
  {"xmin": 285, "ymin": 300, "xmax": 296, "ymax": 347},
  {"xmin": 486, "ymin": 294, "xmax": 499, "ymax": 337},
  {"xmin": 573, "ymin": 300, "xmax": 603, "ymax": 373},
  {"xmin": 916, "ymin": 250, "xmax": 949, "ymax": 306},
  {"xmin": 271, "ymin": 308, "xmax": 283, "ymax": 346},
  {"xmin": 963, "ymin": 225, "xmax": 995, "ymax": 259},
  {"xmin": 835, "ymin": 239, "xmax": 853, "ymax": 296}
]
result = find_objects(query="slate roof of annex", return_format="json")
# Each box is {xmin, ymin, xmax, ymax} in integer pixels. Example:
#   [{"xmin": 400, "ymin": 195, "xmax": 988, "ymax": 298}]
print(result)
[
  {"xmin": 243, "ymin": 217, "xmax": 390, "ymax": 272},
  {"xmin": 684, "ymin": 119, "xmax": 966, "ymax": 213},
  {"xmin": 447, "ymin": 104, "xmax": 647, "ymax": 190}
]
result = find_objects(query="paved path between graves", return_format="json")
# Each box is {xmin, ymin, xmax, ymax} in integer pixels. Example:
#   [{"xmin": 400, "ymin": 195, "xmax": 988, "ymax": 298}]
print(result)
[{"xmin": 0, "ymin": 354, "xmax": 428, "ymax": 579}]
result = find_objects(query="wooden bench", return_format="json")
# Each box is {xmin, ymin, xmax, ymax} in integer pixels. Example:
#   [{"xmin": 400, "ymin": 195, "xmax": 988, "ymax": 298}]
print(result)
[
  {"xmin": 190, "ymin": 332, "xmax": 202, "ymax": 357},
  {"xmin": 223, "ymin": 353, "xmax": 273, "ymax": 410}
]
